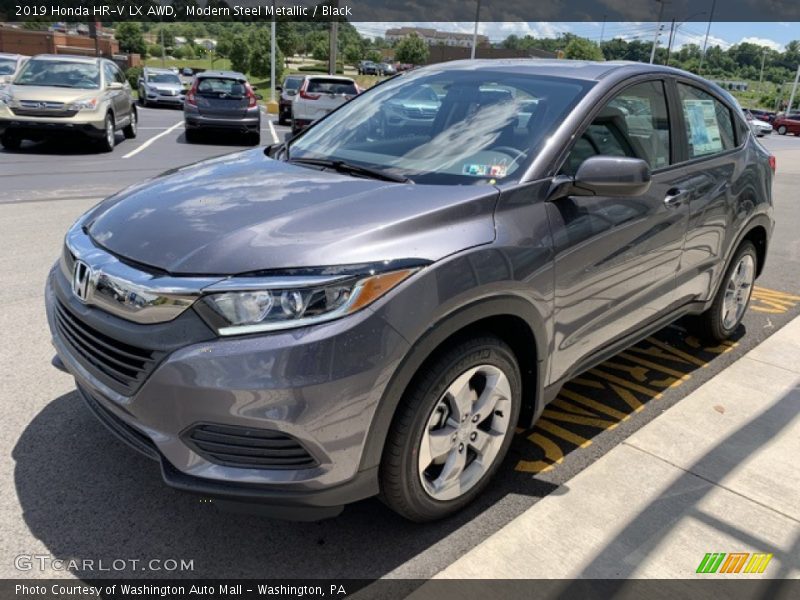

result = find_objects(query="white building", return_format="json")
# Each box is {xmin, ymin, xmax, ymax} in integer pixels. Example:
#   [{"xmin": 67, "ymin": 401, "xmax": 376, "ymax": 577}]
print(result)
[{"xmin": 385, "ymin": 27, "xmax": 489, "ymax": 48}]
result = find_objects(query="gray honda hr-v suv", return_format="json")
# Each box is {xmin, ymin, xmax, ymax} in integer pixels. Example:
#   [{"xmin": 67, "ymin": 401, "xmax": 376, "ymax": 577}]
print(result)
[{"xmin": 46, "ymin": 60, "xmax": 773, "ymax": 521}]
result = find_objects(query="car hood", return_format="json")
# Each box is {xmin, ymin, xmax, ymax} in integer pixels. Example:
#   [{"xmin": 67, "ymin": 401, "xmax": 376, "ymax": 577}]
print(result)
[
  {"xmin": 751, "ymin": 118, "xmax": 771, "ymax": 127},
  {"xmin": 148, "ymin": 82, "xmax": 183, "ymax": 92},
  {"xmin": 86, "ymin": 150, "xmax": 499, "ymax": 275},
  {"xmin": 6, "ymin": 85, "xmax": 101, "ymax": 102}
]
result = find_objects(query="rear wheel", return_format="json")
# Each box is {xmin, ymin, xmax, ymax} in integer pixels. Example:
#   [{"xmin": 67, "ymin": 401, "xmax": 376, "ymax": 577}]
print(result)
[
  {"xmin": 0, "ymin": 132, "xmax": 21, "ymax": 150},
  {"xmin": 138, "ymin": 90, "xmax": 147, "ymax": 107},
  {"xmin": 123, "ymin": 109, "xmax": 138, "ymax": 139},
  {"xmin": 380, "ymin": 335, "xmax": 521, "ymax": 522},
  {"xmin": 247, "ymin": 131, "xmax": 261, "ymax": 146},
  {"xmin": 184, "ymin": 128, "xmax": 199, "ymax": 143},
  {"xmin": 778, "ymin": 125, "xmax": 788, "ymax": 135},
  {"xmin": 694, "ymin": 241, "xmax": 757, "ymax": 343}
]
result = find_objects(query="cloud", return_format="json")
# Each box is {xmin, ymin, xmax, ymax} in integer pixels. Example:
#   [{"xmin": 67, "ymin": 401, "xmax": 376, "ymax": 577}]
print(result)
[{"xmin": 740, "ymin": 37, "xmax": 784, "ymax": 51}]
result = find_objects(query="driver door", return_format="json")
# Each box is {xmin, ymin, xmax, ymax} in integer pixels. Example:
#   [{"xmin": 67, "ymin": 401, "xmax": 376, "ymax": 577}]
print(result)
[{"xmin": 547, "ymin": 79, "xmax": 689, "ymax": 383}]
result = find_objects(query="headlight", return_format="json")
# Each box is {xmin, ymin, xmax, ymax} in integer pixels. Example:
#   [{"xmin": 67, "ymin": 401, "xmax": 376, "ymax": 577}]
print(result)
[
  {"xmin": 199, "ymin": 268, "xmax": 419, "ymax": 335},
  {"xmin": 68, "ymin": 98, "xmax": 99, "ymax": 111}
]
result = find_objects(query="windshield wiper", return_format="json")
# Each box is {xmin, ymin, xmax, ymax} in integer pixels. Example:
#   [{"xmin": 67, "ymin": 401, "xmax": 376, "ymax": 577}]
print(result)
[{"xmin": 288, "ymin": 157, "xmax": 411, "ymax": 183}]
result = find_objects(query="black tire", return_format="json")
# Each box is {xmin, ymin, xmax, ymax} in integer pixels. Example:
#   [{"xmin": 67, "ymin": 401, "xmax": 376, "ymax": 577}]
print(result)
[
  {"xmin": 123, "ymin": 108, "xmax": 138, "ymax": 139},
  {"xmin": 0, "ymin": 133, "xmax": 21, "ymax": 150},
  {"xmin": 380, "ymin": 335, "xmax": 522, "ymax": 522},
  {"xmin": 778, "ymin": 125, "xmax": 787, "ymax": 135},
  {"xmin": 97, "ymin": 113, "xmax": 115, "ymax": 153},
  {"xmin": 184, "ymin": 128, "xmax": 199, "ymax": 143},
  {"xmin": 138, "ymin": 91, "xmax": 147, "ymax": 107},
  {"xmin": 247, "ymin": 131, "xmax": 261, "ymax": 146},
  {"xmin": 278, "ymin": 115, "xmax": 288, "ymax": 126},
  {"xmin": 694, "ymin": 241, "xmax": 758, "ymax": 343}
]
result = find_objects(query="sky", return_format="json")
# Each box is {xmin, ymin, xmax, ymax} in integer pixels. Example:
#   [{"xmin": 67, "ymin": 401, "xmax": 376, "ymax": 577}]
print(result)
[{"xmin": 354, "ymin": 22, "xmax": 800, "ymax": 52}]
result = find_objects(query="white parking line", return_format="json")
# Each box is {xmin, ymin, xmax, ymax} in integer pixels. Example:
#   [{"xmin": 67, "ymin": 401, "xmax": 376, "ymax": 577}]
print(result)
[
  {"xmin": 122, "ymin": 121, "xmax": 183, "ymax": 159},
  {"xmin": 268, "ymin": 119, "xmax": 279, "ymax": 144}
]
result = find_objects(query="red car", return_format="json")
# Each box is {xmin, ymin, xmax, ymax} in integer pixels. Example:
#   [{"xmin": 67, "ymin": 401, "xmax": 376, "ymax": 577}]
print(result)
[{"xmin": 773, "ymin": 112, "xmax": 800, "ymax": 135}]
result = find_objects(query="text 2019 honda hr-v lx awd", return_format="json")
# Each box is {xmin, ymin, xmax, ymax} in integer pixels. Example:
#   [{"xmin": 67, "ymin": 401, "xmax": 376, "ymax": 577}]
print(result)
[{"xmin": 46, "ymin": 60, "xmax": 773, "ymax": 521}]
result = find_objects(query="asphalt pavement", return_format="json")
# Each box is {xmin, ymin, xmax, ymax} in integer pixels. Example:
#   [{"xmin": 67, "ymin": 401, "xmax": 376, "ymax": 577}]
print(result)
[{"xmin": 1, "ymin": 113, "xmax": 799, "ymax": 581}]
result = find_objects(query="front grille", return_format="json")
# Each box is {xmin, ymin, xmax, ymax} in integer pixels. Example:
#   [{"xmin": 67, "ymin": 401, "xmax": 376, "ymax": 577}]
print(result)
[
  {"xmin": 54, "ymin": 299, "xmax": 161, "ymax": 395},
  {"xmin": 12, "ymin": 101, "xmax": 77, "ymax": 118},
  {"xmin": 184, "ymin": 424, "xmax": 318, "ymax": 470}
]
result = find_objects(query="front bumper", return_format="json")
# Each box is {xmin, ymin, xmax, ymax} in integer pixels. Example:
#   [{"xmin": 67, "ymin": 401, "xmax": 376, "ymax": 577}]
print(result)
[
  {"xmin": 146, "ymin": 93, "xmax": 184, "ymax": 106},
  {"xmin": 46, "ymin": 264, "xmax": 409, "ymax": 518},
  {"xmin": 0, "ymin": 113, "xmax": 106, "ymax": 138}
]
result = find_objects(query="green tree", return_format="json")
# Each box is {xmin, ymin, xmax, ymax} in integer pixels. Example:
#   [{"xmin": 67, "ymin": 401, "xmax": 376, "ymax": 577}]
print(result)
[
  {"xmin": 228, "ymin": 36, "xmax": 251, "ymax": 74},
  {"xmin": 116, "ymin": 22, "xmax": 147, "ymax": 56},
  {"xmin": 395, "ymin": 35, "xmax": 429, "ymax": 65},
  {"xmin": 312, "ymin": 39, "xmax": 329, "ymax": 62},
  {"xmin": 147, "ymin": 44, "xmax": 163, "ymax": 58},
  {"xmin": 248, "ymin": 28, "xmax": 285, "ymax": 82},
  {"xmin": 564, "ymin": 37, "xmax": 604, "ymax": 61}
]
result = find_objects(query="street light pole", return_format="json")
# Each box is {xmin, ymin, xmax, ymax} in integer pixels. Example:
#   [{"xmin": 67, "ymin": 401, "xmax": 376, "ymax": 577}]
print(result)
[
  {"xmin": 758, "ymin": 49, "xmax": 768, "ymax": 94},
  {"xmin": 699, "ymin": 0, "xmax": 717, "ymax": 73},
  {"xmin": 650, "ymin": 0, "xmax": 667, "ymax": 64},
  {"xmin": 470, "ymin": 0, "xmax": 481, "ymax": 60},
  {"xmin": 788, "ymin": 64, "xmax": 800, "ymax": 114},
  {"xmin": 270, "ymin": 13, "xmax": 276, "ymax": 105},
  {"xmin": 666, "ymin": 19, "xmax": 676, "ymax": 65}
]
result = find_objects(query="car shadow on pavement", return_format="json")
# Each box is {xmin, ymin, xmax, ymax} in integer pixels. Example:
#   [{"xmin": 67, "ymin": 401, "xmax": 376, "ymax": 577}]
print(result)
[
  {"xmin": 12, "ymin": 390, "xmax": 558, "ymax": 580},
  {"xmin": 0, "ymin": 137, "xmax": 119, "ymax": 156}
]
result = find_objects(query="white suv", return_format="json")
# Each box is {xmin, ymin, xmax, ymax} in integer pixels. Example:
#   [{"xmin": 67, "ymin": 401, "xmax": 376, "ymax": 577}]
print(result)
[
  {"xmin": 0, "ymin": 53, "xmax": 28, "ymax": 88},
  {"xmin": 291, "ymin": 75, "xmax": 359, "ymax": 135}
]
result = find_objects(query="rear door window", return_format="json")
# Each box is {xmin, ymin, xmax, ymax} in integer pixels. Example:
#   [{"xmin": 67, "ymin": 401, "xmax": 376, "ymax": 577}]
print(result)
[{"xmin": 677, "ymin": 83, "xmax": 736, "ymax": 159}]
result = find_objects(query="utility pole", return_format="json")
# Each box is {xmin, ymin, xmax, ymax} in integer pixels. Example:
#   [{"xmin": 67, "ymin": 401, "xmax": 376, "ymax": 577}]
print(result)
[
  {"xmin": 270, "ymin": 0, "xmax": 276, "ymax": 105},
  {"xmin": 470, "ymin": 0, "xmax": 482, "ymax": 60},
  {"xmin": 599, "ymin": 15, "xmax": 607, "ymax": 46},
  {"xmin": 329, "ymin": 21, "xmax": 338, "ymax": 75},
  {"xmin": 160, "ymin": 27, "xmax": 166, "ymax": 68},
  {"xmin": 758, "ymin": 49, "xmax": 768, "ymax": 94},
  {"xmin": 788, "ymin": 64, "xmax": 800, "ymax": 114},
  {"xmin": 650, "ymin": 0, "xmax": 667, "ymax": 64},
  {"xmin": 699, "ymin": 0, "xmax": 717, "ymax": 73},
  {"xmin": 665, "ymin": 19, "xmax": 676, "ymax": 65}
]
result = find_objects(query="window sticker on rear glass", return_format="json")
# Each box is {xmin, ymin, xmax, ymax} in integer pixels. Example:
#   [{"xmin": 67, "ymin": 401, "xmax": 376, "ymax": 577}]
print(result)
[{"xmin": 683, "ymin": 99, "xmax": 724, "ymax": 156}]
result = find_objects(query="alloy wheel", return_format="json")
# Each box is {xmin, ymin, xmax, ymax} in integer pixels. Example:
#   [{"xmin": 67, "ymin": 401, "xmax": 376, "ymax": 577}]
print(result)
[
  {"xmin": 418, "ymin": 365, "xmax": 512, "ymax": 501},
  {"xmin": 722, "ymin": 254, "xmax": 755, "ymax": 330}
]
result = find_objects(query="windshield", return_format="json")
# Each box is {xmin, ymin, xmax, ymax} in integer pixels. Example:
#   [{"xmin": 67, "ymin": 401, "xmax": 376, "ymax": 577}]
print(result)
[
  {"xmin": 15, "ymin": 59, "xmax": 100, "ymax": 89},
  {"xmin": 0, "ymin": 58, "xmax": 16, "ymax": 76},
  {"xmin": 289, "ymin": 69, "xmax": 592, "ymax": 185},
  {"xmin": 149, "ymin": 73, "xmax": 181, "ymax": 85},
  {"xmin": 284, "ymin": 76, "xmax": 303, "ymax": 91}
]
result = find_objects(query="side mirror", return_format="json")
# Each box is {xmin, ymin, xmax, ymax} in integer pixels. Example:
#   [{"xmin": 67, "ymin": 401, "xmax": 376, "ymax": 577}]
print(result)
[
  {"xmin": 255, "ymin": 93, "xmax": 263, "ymax": 101},
  {"xmin": 107, "ymin": 81, "xmax": 124, "ymax": 90},
  {"xmin": 251, "ymin": 85, "xmax": 259, "ymax": 91},
  {"xmin": 276, "ymin": 85, "xmax": 283, "ymax": 92},
  {"xmin": 549, "ymin": 156, "xmax": 651, "ymax": 200}
]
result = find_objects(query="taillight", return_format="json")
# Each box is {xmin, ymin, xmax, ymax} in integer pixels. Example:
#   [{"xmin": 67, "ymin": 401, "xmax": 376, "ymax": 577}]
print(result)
[
  {"xmin": 185, "ymin": 81, "xmax": 197, "ymax": 106},
  {"xmin": 245, "ymin": 83, "xmax": 257, "ymax": 108},
  {"xmin": 769, "ymin": 155, "xmax": 776, "ymax": 173},
  {"xmin": 299, "ymin": 81, "xmax": 320, "ymax": 100}
]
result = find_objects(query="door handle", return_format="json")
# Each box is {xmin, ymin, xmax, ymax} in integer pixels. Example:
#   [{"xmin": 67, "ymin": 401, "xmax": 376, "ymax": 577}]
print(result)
[{"xmin": 664, "ymin": 188, "xmax": 688, "ymax": 208}]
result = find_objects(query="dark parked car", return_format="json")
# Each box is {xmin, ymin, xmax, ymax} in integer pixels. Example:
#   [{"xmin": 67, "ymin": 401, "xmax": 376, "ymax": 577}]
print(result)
[
  {"xmin": 773, "ymin": 112, "xmax": 800, "ymax": 135},
  {"xmin": 277, "ymin": 75, "xmax": 304, "ymax": 126},
  {"xmin": 357, "ymin": 60, "xmax": 380, "ymax": 75},
  {"xmin": 183, "ymin": 70, "xmax": 261, "ymax": 144},
  {"xmin": 47, "ymin": 60, "xmax": 773, "ymax": 522}
]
